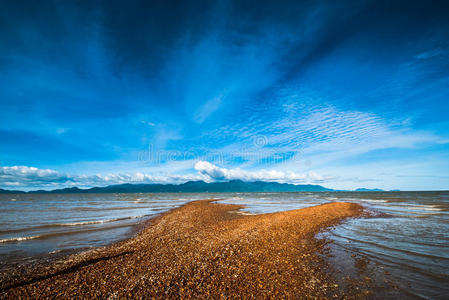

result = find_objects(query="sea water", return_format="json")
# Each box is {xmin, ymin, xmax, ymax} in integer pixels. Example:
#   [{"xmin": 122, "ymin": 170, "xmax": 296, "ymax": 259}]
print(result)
[{"xmin": 1, "ymin": 191, "xmax": 448, "ymax": 298}]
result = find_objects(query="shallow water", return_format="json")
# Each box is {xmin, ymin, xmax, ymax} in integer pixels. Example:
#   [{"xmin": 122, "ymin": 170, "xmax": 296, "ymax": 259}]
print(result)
[
  {"xmin": 0, "ymin": 193, "xmax": 194, "ymax": 262},
  {"xmin": 221, "ymin": 191, "xmax": 449, "ymax": 299},
  {"xmin": 1, "ymin": 191, "xmax": 448, "ymax": 298}
]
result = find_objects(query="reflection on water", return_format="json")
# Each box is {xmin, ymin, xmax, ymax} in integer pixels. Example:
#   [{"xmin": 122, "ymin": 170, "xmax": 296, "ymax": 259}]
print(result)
[{"xmin": 1, "ymin": 191, "xmax": 448, "ymax": 298}]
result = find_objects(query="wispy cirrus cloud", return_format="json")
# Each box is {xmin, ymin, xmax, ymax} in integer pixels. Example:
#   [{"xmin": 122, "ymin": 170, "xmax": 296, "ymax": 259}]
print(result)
[
  {"xmin": 1, "ymin": 1, "xmax": 449, "ymax": 190},
  {"xmin": 197, "ymin": 99, "xmax": 444, "ymax": 169}
]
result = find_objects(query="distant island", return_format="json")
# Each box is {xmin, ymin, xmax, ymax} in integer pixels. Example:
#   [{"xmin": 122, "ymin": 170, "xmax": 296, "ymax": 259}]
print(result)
[
  {"xmin": 0, "ymin": 180, "xmax": 334, "ymax": 193},
  {"xmin": 355, "ymin": 188, "xmax": 384, "ymax": 192}
]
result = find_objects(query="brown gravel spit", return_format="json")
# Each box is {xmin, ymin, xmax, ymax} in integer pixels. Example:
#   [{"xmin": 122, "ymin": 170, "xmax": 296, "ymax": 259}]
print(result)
[{"xmin": 1, "ymin": 200, "xmax": 364, "ymax": 299}]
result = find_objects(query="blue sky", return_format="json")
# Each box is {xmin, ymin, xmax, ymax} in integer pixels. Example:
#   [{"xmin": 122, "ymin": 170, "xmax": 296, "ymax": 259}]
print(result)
[{"xmin": 1, "ymin": 0, "xmax": 449, "ymax": 191}]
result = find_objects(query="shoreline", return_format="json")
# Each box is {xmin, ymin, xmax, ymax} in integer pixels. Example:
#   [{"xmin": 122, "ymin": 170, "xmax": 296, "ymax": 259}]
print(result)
[
  {"xmin": 1, "ymin": 200, "xmax": 365, "ymax": 298},
  {"xmin": 0, "ymin": 211, "xmax": 164, "ymax": 278}
]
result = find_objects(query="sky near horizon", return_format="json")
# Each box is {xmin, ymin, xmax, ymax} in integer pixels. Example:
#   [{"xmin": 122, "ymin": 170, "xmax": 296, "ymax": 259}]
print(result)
[{"xmin": 1, "ymin": 0, "xmax": 449, "ymax": 191}]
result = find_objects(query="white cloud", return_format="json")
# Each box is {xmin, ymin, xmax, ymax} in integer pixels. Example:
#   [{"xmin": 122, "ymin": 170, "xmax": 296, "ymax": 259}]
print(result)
[
  {"xmin": 0, "ymin": 161, "xmax": 332, "ymax": 190},
  {"xmin": 194, "ymin": 161, "xmax": 329, "ymax": 184},
  {"xmin": 0, "ymin": 165, "xmax": 202, "ymax": 190},
  {"xmin": 141, "ymin": 121, "xmax": 156, "ymax": 126},
  {"xmin": 0, "ymin": 166, "xmax": 69, "ymax": 184}
]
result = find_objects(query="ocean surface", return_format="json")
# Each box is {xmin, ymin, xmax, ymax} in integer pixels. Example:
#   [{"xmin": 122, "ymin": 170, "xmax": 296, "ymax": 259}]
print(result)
[{"xmin": 1, "ymin": 192, "xmax": 448, "ymax": 298}]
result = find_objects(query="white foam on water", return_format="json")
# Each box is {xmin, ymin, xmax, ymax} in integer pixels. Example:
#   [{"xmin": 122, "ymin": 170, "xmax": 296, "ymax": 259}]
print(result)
[
  {"xmin": 0, "ymin": 235, "xmax": 41, "ymax": 243},
  {"xmin": 387, "ymin": 205, "xmax": 443, "ymax": 211},
  {"xmin": 57, "ymin": 215, "xmax": 147, "ymax": 226},
  {"xmin": 361, "ymin": 199, "xmax": 388, "ymax": 203}
]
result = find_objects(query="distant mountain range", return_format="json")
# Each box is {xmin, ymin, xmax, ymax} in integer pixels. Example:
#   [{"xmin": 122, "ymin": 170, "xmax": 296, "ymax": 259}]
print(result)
[
  {"xmin": 0, "ymin": 180, "xmax": 334, "ymax": 193},
  {"xmin": 0, "ymin": 181, "xmax": 394, "ymax": 194}
]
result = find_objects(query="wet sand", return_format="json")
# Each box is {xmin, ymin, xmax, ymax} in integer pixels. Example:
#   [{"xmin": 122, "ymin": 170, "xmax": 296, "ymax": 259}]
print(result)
[{"xmin": 1, "ymin": 200, "xmax": 364, "ymax": 299}]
